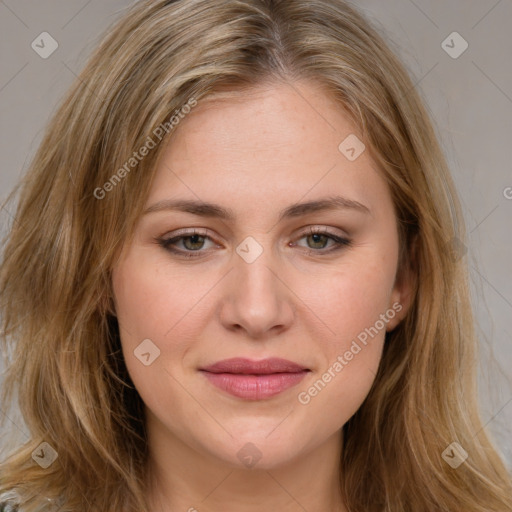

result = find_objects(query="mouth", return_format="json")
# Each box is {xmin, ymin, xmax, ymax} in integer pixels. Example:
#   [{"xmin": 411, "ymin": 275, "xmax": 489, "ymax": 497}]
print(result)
[{"xmin": 199, "ymin": 357, "xmax": 311, "ymax": 400}]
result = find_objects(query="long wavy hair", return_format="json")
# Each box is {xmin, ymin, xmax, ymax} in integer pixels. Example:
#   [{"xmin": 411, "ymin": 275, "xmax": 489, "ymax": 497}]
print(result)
[{"xmin": 1, "ymin": 0, "xmax": 511, "ymax": 510}]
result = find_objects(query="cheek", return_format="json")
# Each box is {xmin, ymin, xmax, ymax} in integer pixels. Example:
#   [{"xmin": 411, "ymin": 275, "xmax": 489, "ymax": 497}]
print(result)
[
  {"xmin": 111, "ymin": 250, "xmax": 229, "ymax": 413},
  {"xmin": 296, "ymin": 346, "xmax": 382, "ymax": 444},
  {"xmin": 303, "ymin": 270, "xmax": 388, "ymax": 395},
  {"xmin": 291, "ymin": 255, "xmax": 395, "ymax": 418},
  {"xmin": 298, "ymin": 254, "xmax": 396, "ymax": 347},
  {"xmin": 112, "ymin": 249, "xmax": 210, "ymax": 347},
  {"xmin": 294, "ymin": 265, "xmax": 392, "ymax": 428},
  {"xmin": 112, "ymin": 259, "xmax": 199, "ymax": 424},
  {"xmin": 111, "ymin": 255, "xmax": 190, "ymax": 388}
]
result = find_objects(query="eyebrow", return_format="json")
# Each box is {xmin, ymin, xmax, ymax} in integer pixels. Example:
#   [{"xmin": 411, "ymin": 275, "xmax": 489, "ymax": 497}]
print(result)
[{"xmin": 143, "ymin": 195, "xmax": 371, "ymax": 221}]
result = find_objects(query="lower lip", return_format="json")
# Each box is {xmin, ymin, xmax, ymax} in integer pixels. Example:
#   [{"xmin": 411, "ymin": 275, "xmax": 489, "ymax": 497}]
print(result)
[{"xmin": 201, "ymin": 371, "xmax": 309, "ymax": 400}]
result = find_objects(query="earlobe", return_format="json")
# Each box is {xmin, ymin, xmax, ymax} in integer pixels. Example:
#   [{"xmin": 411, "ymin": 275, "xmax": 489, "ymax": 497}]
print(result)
[
  {"xmin": 385, "ymin": 299, "xmax": 402, "ymax": 332},
  {"xmin": 386, "ymin": 285, "xmax": 414, "ymax": 332},
  {"xmin": 386, "ymin": 237, "xmax": 418, "ymax": 332}
]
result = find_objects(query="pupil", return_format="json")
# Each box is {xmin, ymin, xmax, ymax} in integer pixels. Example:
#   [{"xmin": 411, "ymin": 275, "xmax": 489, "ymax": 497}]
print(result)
[
  {"xmin": 309, "ymin": 234, "xmax": 326, "ymax": 248},
  {"xmin": 185, "ymin": 235, "xmax": 204, "ymax": 250}
]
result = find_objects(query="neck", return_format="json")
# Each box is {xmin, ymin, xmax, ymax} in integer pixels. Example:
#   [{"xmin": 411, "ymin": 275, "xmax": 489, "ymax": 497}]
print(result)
[{"xmin": 145, "ymin": 413, "xmax": 346, "ymax": 512}]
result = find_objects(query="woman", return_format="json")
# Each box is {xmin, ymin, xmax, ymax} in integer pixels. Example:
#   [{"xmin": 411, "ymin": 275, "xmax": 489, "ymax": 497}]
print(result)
[{"xmin": 1, "ymin": 0, "xmax": 511, "ymax": 510}]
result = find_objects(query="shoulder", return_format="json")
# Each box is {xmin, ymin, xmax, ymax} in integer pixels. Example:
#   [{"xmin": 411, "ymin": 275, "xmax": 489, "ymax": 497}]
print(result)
[
  {"xmin": 0, "ymin": 490, "xmax": 19, "ymax": 511},
  {"xmin": 0, "ymin": 490, "xmax": 65, "ymax": 511},
  {"xmin": 0, "ymin": 504, "xmax": 18, "ymax": 512},
  {"xmin": 0, "ymin": 500, "xmax": 18, "ymax": 511}
]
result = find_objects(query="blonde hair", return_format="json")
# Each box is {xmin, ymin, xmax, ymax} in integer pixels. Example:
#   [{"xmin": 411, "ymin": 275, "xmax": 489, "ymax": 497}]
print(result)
[{"xmin": 1, "ymin": 0, "xmax": 511, "ymax": 510}]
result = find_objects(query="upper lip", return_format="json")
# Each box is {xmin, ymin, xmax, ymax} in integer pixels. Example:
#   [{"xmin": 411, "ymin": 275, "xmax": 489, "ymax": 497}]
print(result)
[{"xmin": 200, "ymin": 357, "xmax": 309, "ymax": 374}]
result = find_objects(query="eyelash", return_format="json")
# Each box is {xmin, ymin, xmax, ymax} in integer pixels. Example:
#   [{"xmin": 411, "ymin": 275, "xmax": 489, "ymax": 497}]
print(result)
[{"xmin": 155, "ymin": 227, "xmax": 352, "ymax": 259}]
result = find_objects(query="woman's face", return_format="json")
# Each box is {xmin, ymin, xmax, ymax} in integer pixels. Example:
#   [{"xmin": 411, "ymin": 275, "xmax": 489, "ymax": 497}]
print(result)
[{"xmin": 111, "ymin": 80, "xmax": 411, "ymax": 470}]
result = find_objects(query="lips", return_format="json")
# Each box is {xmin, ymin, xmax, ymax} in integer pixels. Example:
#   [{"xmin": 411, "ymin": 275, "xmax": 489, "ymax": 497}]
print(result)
[
  {"xmin": 199, "ymin": 357, "xmax": 310, "ymax": 400},
  {"xmin": 201, "ymin": 357, "xmax": 308, "ymax": 374}
]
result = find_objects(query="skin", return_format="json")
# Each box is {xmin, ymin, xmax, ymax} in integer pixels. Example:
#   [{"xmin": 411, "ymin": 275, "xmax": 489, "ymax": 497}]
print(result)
[{"xmin": 111, "ymin": 79, "xmax": 413, "ymax": 512}]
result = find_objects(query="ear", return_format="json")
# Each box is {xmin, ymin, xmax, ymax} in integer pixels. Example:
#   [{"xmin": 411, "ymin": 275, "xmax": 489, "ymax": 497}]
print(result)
[{"xmin": 386, "ymin": 234, "xmax": 418, "ymax": 332}]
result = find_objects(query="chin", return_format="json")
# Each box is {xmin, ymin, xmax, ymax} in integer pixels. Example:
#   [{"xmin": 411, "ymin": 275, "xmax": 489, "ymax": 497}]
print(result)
[
  {"xmin": 198, "ymin": 425, "xmax": 317, "ymax": 471},
  {"xmin": 218, "ymin": 440, "xmax": 304, "ymax": 471}
]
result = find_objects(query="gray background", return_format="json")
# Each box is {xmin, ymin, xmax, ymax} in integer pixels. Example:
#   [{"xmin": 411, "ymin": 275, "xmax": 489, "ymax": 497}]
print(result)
[{"xmin": 1, "ymin": 0, "xmax": 511, "ymax": 469}]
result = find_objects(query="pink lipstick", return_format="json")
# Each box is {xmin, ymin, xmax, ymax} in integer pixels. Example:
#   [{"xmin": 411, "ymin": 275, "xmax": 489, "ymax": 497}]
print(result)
[{"xmin": 200, "ymin": 357, "xmax": 310, "ymax": 400}]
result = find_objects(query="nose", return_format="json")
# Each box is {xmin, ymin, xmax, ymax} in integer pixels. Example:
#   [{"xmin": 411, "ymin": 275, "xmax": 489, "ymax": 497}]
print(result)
[{"xmin": 218, "ymin": 246, "xmax": 295, "ymax": 339}]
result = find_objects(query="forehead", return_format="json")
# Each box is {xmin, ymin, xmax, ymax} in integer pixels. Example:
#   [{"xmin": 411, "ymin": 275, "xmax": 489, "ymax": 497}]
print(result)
[
  {"xmin": 175, "ymin": 79, "xmax": 350, "ymax": 149},
  {"xmin": 146, "ymin": 80, "xmax": 391, "ymax": 223}
]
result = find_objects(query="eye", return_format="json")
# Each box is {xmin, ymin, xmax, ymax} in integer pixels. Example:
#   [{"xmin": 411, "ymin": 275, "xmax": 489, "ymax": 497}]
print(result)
[
  {"xmin": 293, "ymin": 227, "xmax": 352, "ymax": 255},
  {"xmin": 155, "ymin": 229, "xmax": 218, "ymax": 258}
]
